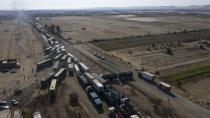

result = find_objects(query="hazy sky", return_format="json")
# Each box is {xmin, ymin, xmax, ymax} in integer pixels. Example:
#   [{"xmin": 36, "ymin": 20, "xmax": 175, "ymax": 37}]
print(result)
[{"xmin": 1, "ymin": 0, "xmax": 210, "ymax": 10}]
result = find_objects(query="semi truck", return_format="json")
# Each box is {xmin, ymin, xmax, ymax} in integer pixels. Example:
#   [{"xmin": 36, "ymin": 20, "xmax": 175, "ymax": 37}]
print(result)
[
  {"xmin": 84, "ymin": 72, "xmax": 95, "ymax": 83},
  {"xmin": 74, "ymin": 64, "xmax": 82, "ymax": 77},
  {"xmin": 87, "ymin": 91, "xmax": 103, "ymax": 110},
  {"xmin": 77, "ymin": 75, "xmax": 89, "ymax": 87},
  {"xmin": 36, "ymin": 59, "xmax": 53, "ymax": 71},
  {"xmin": 92, "ymin": 73, "xmax": 108, "ymax": 85},
  {"xmin": 118, "ymin": 71, "xmax": 133, "ymax": 82},
  {"xmin": 52, "ymin": 61, "xmax": 60, "ymax": 72},
  {"xmin": 91, "ymin": 79, "xmax": 104, "ymax": 93},
  {"xmin": 79, "ymin": 63, "xmax": 90, "ymax": 73},
  {"xmin": 138, "ymin": 71, "xmax": 155, "ymax": 83}
]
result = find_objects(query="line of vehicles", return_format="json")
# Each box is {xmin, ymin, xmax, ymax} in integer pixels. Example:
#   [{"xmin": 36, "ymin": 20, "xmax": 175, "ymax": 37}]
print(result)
[
  {"xmin": 32, "ymin": 19, "xmax": 172, "ymax": 118},
  {"xmin": 138, "ymin": 71, "xmax": 172, "ymax": 93},
  {"xmin": 32, "ymin": 20, "xmax": 141, "ymax": 118}
]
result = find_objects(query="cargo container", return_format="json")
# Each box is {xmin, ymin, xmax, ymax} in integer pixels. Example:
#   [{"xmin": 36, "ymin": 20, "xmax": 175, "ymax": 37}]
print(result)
[
  {"xmin": 158, "ymin": 82, "xmax": 171, "ymax": 93},
  {"xmin": 138, "ymin": 71, "xmax": 155, "ymax": 83},
  {"xmin": 79, "ymin": 63, "xmax": 90, "ymax": 73},
  {"xmin": 67, "ymin": 63, "xmax": 74, "ymax": 76},
  {"xmin": 74, "ymin": 64, "xmax": 82, "ymax": 77},
  {"xmin": 36, "ymin": 59, "xmax": 53, "ymax": 71},
  {"xmin": 92, "ymin": 73, "xmax": 108, "ymax": 85},
  {"xmin": 91, "ymin": 79, "xmax": 104, "ymax": 93},
  {"xmin": 84, "ymin": 72, "xmax": 95, "ymax": 82}
]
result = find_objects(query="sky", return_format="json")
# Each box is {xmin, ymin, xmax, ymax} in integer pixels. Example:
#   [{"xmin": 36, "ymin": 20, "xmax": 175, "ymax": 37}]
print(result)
[{"xmin": 1, "ymin": 0, "xmax": 210, "ymax": 10}]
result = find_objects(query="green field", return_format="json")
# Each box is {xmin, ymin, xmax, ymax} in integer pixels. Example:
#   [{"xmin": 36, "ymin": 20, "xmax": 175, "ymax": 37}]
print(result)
[
  {"xmin": 91, "ymin": 30, "xmax": 210, "ymax": 51},
  {"xmin": 162, "ymin": 65, "xmax": 210, "ymax": 84}
]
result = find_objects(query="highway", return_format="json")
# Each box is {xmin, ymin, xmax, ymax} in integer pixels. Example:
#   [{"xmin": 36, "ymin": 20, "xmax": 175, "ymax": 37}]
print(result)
[{"xmin": 70, "ymin": 43, "xmax": 210, "ymax": 118}]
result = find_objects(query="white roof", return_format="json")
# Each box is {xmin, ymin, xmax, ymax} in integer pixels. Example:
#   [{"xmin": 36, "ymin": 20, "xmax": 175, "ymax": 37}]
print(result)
[{"xmin": 159, "ymin": 82, "xmax": 171, "ymax": 88}]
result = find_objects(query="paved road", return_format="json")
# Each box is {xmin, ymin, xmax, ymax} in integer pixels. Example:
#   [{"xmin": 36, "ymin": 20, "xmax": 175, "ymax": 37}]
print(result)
[{"xmin": 71, "ymin": 44, "xmax": 210, "ymax": 118}]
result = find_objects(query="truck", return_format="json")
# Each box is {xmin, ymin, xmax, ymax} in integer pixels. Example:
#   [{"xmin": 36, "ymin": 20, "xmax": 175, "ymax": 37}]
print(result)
[
  {"xmin": 67, "ymin": 63, "xmax": 74, "ymax": 76},
  {"xmin": 53, "ymin": 68, "xmax": 66, "ymax": 83},
  {"xmin": 101, "ymin": 73, "xmax": 118, "ymax": 81},
  {"xmin": 49, "ymin": 79, "xmax": 57, "ymax": 104},
  {"xmin": 84, "ymin": 72, "xmax": 95, "ymax": 83},
  {"xmin": 78, "ymin": 75, "xmax": 89, "ymax": 88},
  {"xmin": 91, "ymin": 79, "xmax": 104, "ymax": 93},
  {"xmin": 138, "ymin": 71, "xmax": 155, "ymax": 83},
  {"xmin": 52, "ymin": 61, "xmax": 60, "ymax": 72},
  {"xmin": 92, "ymin": 73, "xmax": 108, "ymax": 85},
  {"xmin": 74, "ymin": 64, "xmax": 82, "ymax": 77},
  {"xmin": 118, "ymin": 71, "xmax": 133, "ymax": 82},
  {"xmin": 88, "ymin": 91, "xmax": 103, "ymax": 110},
  {"xmin": 36, "ymin": 59, "xmax": 53, "ymax": 71},
  {"xmin": 103, "ymin": 85, "xmax": 121, "ymax": 106},
  {"xmin": 79, "ymin": 63, "xmax": 90, "ymax": 73},
  {"xmin": 158, "ymin": 82, "xmax": 171, "ymax": 93}
]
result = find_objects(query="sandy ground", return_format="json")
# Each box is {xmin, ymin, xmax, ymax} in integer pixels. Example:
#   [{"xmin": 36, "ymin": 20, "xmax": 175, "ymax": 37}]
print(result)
[
  {"xmin": 39, "ymin": 15, "xmax": 210, "ymax": 42},
  {"xmin": 111, "ymin": 42, "xmax": 210, "ymax": 71},
  {"xmin": 0, "ymin": 15, "xmax": 44, "ymax": 99}
]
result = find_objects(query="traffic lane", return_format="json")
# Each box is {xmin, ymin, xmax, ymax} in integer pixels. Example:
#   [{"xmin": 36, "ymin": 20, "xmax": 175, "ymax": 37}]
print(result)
[{"xmin": 73, "ymin": 45, "xmax": 127, "ymax": 73}]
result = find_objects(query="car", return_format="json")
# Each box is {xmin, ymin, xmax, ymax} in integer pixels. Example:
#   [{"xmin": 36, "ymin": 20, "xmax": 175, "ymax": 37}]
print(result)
[
  {"xmin": 11, "ymin": 99, "xmax": 19, "ymax": 106},
  {"xmin": 0, "ymin": 100, "xmax": 7, "ymax": 106}
]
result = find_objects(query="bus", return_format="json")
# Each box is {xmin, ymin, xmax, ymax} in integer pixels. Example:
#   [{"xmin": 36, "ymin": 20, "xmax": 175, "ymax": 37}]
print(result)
[{"xmin": 49, "ymin": 79, "xmax": 57, "ymax": 104}]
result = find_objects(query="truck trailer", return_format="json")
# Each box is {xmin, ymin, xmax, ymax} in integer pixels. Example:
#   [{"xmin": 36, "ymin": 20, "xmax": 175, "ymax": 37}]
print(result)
[{"xmin": 138, "ymin": 71, "xmax": 155, "ymax": 83}]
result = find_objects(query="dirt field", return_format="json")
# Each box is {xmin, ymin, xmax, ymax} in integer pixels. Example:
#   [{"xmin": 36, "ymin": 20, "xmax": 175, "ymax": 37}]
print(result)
[
  {"xmin": 0, "ymin": 15, "xmax": 44, "ymax": 99},
  {"xmin": 39, "ymin": 15, "xmax": 210, "ymax": 42}
]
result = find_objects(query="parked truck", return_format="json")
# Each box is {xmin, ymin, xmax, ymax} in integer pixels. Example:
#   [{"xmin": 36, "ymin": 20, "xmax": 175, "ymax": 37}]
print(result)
[
  {"xmin": 118, "ymin": 71, "xmax": 133, "ymax": 82},
  {"xmin": 91, "ymin": 79, "xmax": 104, "ymax": 93},
  {"xmin": 88, "ymin": 91, "xmax": 103, "ymax": 110},
  {"xmin": 92, "ymin": 73, "xmax": 108, "ymax": 85},
  {"xmin": 74, "ymin": 64, "xmax": 82, "ymax": 77},
  {"xmin": 36, "ymin": 59, "xmax": 53, "ymax": 71},
  {"xmin": 79, "ymin": 63, "xmax": 90, "ymax": 73},
  {"xmin": 52, "ymin": 61, "xmax": 60, "ymax": 72},
  {"xmin": 138, "ymin": 71, "xmax": 155, "ymax": 83}
]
